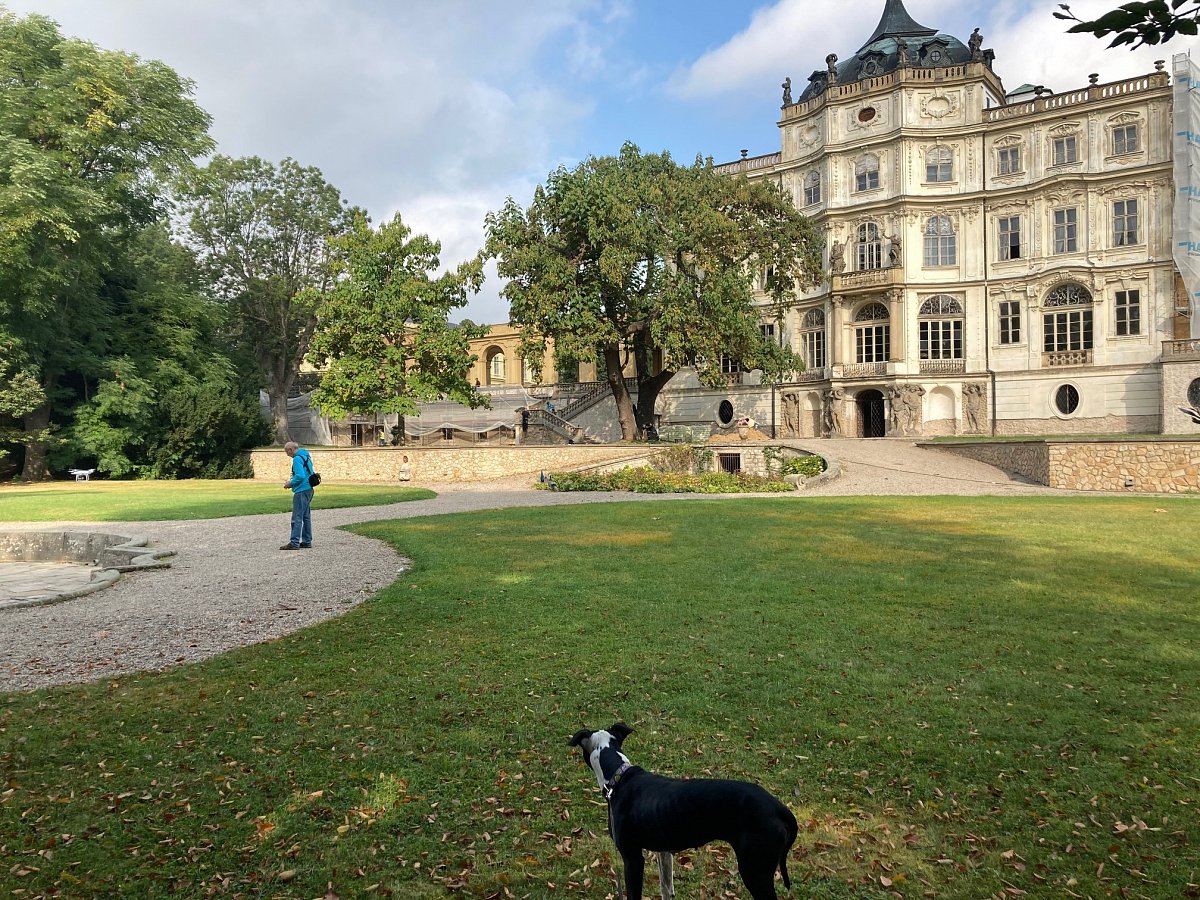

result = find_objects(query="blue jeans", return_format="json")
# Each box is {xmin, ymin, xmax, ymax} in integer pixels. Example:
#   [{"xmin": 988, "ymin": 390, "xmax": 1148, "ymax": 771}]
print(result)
[{"xmin": 290, "ymin": 489, "xmax": 313, "ymax": 546}]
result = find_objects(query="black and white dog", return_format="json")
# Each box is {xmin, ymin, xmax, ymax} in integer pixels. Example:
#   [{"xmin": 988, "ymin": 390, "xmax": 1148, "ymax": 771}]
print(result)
[{"xmin": 569, "ymin": 723, "xmax": 798, "ymax": 900}]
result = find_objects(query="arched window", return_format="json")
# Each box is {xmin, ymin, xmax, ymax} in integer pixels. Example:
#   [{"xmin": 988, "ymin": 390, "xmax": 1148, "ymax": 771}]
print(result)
[
  {"xmin": 925, "ymin": 146, "xmax": 953, "ymax": 182},
  {"xmin": 800, "ymin": 307, "xmax": 826, "ymax": 370},
  {"xmin": 803, "ymin": 170, "xmax": 822, "ymax": 206},
  {"xmin": 923, "ymin": 215, "xmax": 956, "ymax": 266},
  {"xmin": 855, "ymin": 154, "xmax": 880, "ymax": 192},
  {"xmin": 857, "ymin": 223, "xmax": 882, "ymax": 271},
  {"xmin": 854, "ymin": 303, "xmax": 890, "ymax": 364},
  {"xmin": 919, "ymin": 295, "xmax": 964, "ymax": 360},
  {"xmin": 1042, "ymin": 284, "xmax": 1094, "ymax": 355},
  {"xmin": 487, "ymin": 348, "xmax": 506, "ymax": 385}
]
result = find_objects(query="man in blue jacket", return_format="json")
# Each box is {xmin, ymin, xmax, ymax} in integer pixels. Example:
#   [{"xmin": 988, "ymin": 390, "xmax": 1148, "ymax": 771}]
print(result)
[{"xmin": 281, "ymin": 441, "xmax": 314, "ymax": 550}]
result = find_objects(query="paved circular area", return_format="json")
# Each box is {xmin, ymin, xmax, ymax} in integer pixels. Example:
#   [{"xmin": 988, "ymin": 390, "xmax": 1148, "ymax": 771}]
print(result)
[
  {"xmin": 0, "ymin": 562, "xmax": 99, "ymax": 603},
  {"xmin": 0, "ymin": 440, "xmax": 1061, "ymax": 692}
]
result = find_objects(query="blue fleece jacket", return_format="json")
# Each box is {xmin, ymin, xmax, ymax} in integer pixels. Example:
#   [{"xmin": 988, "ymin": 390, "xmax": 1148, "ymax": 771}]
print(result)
[{"xmin": 288, "ymin": 448, "xmax": 314, "ymax": 492}]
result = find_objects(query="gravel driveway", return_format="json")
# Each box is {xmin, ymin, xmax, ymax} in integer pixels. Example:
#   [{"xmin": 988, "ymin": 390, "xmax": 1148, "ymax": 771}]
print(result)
[{"xmin": 0, "ymin": 440, "xmax": 1057, "ymax": 692}]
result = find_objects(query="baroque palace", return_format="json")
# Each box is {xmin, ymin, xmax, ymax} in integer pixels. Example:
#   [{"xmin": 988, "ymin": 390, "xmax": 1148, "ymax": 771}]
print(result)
[
  {"xmin": 692, "ymin": 0, "xmax": 1197, "ymax": 440},
  {"xmin": 311, "ymin": 0, "xmax": 1199, "ymax": 447}
]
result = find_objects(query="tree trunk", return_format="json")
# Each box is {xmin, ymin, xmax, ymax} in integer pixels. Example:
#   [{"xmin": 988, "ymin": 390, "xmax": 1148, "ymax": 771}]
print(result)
[
  {"xmin": 269, "ymin": 388, "xmax": 291, "ymax": 445},
  {"xmin": 20, "ymin": 401, "xmax": 52, "ymax": 482},
  {"xmin": 604, "ymin": 345, "xmax": 636, "ymax": 441},
  {"xmin": 631, "ymin": 330, "xmax": 672, "ymax": 440},
  {"xmin": 634, "ymin": 369, "xmax": 674, "ymax": 439}
]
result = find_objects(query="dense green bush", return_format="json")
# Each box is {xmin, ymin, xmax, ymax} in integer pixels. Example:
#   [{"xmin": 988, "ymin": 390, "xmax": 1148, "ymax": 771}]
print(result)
[
  {"xmin": 780, "ymin": 454, "xmax": 826, "ymax": 478},
  {"xmin": 550, "ymin": 466, "xmax": 795, "ymax": 493}
]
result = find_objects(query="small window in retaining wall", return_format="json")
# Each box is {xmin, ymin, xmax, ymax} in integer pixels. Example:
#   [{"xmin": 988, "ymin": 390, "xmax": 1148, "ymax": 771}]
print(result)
[
  {"xmin": 718, "ymin": 399, "xmax": 735, "ymax": 426},
  {"xmin": 718, "ymin": 452, "xmax": 742, "ymax": 473},
  {"xmin": 1188, "ymin": 378, "xmax": 1200, "ymax": 409}
]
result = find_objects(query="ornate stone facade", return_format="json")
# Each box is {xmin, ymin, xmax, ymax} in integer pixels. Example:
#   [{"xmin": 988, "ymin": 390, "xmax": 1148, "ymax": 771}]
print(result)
[{"xmin": 706, "ymin": 0, "xmax": 1193, "ymax": 439}]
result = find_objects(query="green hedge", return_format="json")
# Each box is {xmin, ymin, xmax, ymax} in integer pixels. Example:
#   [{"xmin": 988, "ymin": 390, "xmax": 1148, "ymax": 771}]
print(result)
[{"xmin": 550, "ymin": 466, "xmax": 795, "ymax": 493}]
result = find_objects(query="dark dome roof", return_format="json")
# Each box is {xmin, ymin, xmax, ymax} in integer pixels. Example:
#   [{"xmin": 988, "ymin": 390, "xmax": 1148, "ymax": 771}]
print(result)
[{"xmin": 797, "ymin": 0, "xmax": 978, "ymax": 103}]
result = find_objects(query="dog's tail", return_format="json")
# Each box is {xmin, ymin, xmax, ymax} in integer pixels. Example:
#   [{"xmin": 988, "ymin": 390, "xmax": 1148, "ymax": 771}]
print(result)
[{"xmin": 779, "ymin": 807, "xmax": 799, "ymax": 889}]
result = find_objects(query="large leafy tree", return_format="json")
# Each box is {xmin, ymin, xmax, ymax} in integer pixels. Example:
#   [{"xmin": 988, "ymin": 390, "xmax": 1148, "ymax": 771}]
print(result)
[
  {"xmin": 177, "ymin": 156, "xmax": 362, "ymax": 444},
  {"xmin": 70, "ymin": 224, "xmax": 271, "ymax": 478},
  {"xmin": 1054, "ymin": 1, "xmax": 1199, "ymax": 48},
  {"xmin": 484, "ymin": 142, "xmax": 822, "ymax": 440},
  {"xmin": 0, "ymin": 10, "xmax": 213, "ymax": 479},
  {"xmin": 306, "ymin": 213, "xmax": 487, "ymax": 426}
]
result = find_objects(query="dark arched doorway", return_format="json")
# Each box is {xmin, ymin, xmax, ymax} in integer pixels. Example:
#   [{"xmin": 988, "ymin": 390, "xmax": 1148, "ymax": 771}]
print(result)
[{"xmin": 857, "ymin": 389, "xmax": 886, "ymax": 437}]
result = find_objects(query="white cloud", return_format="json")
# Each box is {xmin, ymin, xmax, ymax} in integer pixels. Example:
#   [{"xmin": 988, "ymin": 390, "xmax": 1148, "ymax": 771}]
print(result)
[{"xmin": 669, "ymin": 0, "xmax": 1174, "ymax": 102}]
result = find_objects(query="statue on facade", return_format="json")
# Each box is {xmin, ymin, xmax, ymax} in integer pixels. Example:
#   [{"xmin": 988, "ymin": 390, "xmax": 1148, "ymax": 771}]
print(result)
[
  {"xmin": 896, "ymin": 36, "xmax": 910, "ymax": 68},
  {"xmin": 968, "ymin": 28, "xmax": 983, "ymax": 60},
  {"xmin": 887, "ymin": 233, "xmax": 902, "ymax": 267},
  {"xmin": 822, "ymin": 388, "xmax": 844, "ymax": 437},
  {"xmin": 782, "ymin": 390, "xmax": 801, "ymax": 436},
  {"xmin": 888, "ymin": 385, "xmax": 925, "ymax": 436},
  {"xmin": 826, "ymin": 54, "xmax": 839, "ymax": 84},
  {"xmin": 781, "ymin": 77, "xmax": 792, "ymax": 106},
  {"xmin": 829, "ymin": 239, "xmax": 845, "ymax": 274},
  {"xmin": 962, "ymin": 383, "xmax": 987, "ymax": 433}
]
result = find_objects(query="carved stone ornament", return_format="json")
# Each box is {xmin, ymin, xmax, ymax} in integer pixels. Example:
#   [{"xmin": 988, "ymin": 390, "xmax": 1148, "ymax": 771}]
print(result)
[{"xmin": 920, "ymin": 92, "xmax": 957, "ymax": 119}]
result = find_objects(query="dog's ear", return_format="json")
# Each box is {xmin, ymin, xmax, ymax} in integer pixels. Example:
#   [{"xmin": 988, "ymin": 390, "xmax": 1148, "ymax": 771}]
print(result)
[
  {"xmin": 608, "ymin": 722, "xmax": 633, "ymax": 745},
  {"xmin": 568, "ymin": 729, "xmax": 593, "ymax": 748}
]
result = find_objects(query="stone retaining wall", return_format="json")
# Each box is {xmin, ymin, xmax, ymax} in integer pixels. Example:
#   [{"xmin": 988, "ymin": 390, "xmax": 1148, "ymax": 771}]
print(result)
[
  {"xmin": 249, "ymin": 446, "xmax": 650, "ymax": 483},
  {"xmin": 934, "ymin": 439, "xmax": 1199, "ymax": 493}
]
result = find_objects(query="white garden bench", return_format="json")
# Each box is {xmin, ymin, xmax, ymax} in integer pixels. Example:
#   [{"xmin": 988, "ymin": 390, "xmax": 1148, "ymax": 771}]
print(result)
[{"xmin": 68, "ymin": 468, "xmax": 95, "ymax": 482}]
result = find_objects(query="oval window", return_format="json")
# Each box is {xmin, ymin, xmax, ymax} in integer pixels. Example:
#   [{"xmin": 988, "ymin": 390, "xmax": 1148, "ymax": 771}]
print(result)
[
  {"xmin": 1054, "ymin": 384, "xmax": 1080, "ymax": 415},
  {"xmin": 858, "ymin": 107, "xmax": 876, "ymax": 123},
  {"xmin": 718, "ymin": 400, "xmax": 735, "ymax": 425},
  {"xmin": 1188, "ymin": 378, "xmax": 1200, "ymax": 409}
]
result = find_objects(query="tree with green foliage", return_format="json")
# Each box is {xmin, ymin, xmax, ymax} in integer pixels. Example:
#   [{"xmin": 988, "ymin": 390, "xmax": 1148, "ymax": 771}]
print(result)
[
  {"xmin": 306, "ymin": 213, "xmax": 487, "ymax": 430},
  {"xmin": 69, "ymin": 224, "xmax": 271, "ymax": 478},
  {"xmin": 1054, "ymin": 1, "xmax": 1199, "ymax": 48},
  {"xmin": 0, "ymin": 10, "xmax": 214, "ymax": 479},
  {"xmin": 484, "ymin": 142, "xmax": 823, "ymax": 440},
  {"xmin": 0, "ymin": 336, "xmax": 47, "ymax": 467},
  {"xmin": 177, "ymin": 156, "xmax": 362, "ymax": 445}
]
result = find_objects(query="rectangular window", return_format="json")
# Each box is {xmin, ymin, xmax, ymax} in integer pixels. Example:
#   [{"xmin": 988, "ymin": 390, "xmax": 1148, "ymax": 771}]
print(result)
[
  {"xmin": 720, "ymin": 354, "xmax": 740, "ymax": 374},
  {"xmin": 998, "ymin": 300, "xmax": 1022, "ymax": 345},
  {"xmin": 856, "ymin": 169, "xmax": 880, "ymax": 192},
  {"xmin": 760, "ymin": 322, "xmax": 777, "ymax": 342},
  {"xmin": 804, "ymin": 177, "xmax": 821, "ymax": 205},
  {"xmin": 926, "ymin": 152, "xmax": 952, "ymax": 182},
  {"xmin": 1113, "ymin": 199, "xmax": 1139, "ymax": 246},
  {"xmin": 1112, "ymin": 124, "xmax": 1139, "ymax": 155},
  {"xmin": 855, "ymin": 325, "xmax": 890, "ymax": 363},
  {"xmin": 801, "ymin": 330, "xmax": 826, "ymax": 370},
  {"xmin": 1043, "ymin": 309, "xmax": 1094, "ymax": 352},
  {"xmin": 998, "ymin": 216, "xmax": 1021, "ymax": 260},
  {"xmin": 1053, "ymin": 135, "xmax": 1078, "ymax": 166},
  {"xmin": 1115, "ymin": 289, "xmax": 1141, "ymax": 336},
  {"xmin": 1053, "ymin": 208, "xmax": 1078, "ymax": 254},
  {"xmin": 923, "ymin": 232, "xmax": 956, "ymax": 266},
  {"xmin": 919, "ymin": 320, "xmax": 963, "ymax": 359},
  {"xmin": 997, "ymin": 146, "xmax": 1021, "ymax": 175}
]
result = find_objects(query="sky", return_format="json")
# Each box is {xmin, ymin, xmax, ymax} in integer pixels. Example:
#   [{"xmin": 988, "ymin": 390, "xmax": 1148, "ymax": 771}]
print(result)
[{"xmin": 4, "ymin": 0, "xmax": 1179, "ymax": 323}]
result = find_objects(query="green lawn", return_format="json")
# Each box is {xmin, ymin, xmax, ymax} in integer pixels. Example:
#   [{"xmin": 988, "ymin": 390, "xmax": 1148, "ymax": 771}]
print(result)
[
  {"xmin": 2, "ymin": 497, "xmax": 1197, "ymax": 898},
  {"xmin": 0, "ymin": 479, "xmax": 436, "ymax": 521}
]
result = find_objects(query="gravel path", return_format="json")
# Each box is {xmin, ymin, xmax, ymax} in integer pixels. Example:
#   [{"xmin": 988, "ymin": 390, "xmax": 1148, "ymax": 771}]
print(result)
[{"xmin": 0, "ymin": 440, "xmax": 1058, "ymax": 692}]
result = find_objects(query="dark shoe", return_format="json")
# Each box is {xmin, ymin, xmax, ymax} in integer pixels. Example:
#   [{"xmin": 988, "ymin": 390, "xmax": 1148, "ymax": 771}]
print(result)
[
  {"xmin": 280, "ymin": 543, "xmax": 301, "ymax": 550},
  {"xmin": 299, "ymin": 543, "xmax": 312, "ymax": 549}
]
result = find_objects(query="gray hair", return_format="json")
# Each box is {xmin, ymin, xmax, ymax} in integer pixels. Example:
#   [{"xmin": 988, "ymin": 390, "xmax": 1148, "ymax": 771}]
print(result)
[{"xmin": 283, "ymin": 441, "xmax": 299, "ymax": 451}]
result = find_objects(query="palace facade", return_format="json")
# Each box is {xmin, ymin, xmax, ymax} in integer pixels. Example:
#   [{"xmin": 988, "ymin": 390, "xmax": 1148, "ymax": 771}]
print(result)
[{"xmin": 689, "ymin": 0, "xmax": 1198, "ymax": 440}]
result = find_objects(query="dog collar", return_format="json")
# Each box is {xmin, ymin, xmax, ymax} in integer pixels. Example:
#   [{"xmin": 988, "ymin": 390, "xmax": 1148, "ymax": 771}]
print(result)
[{"xmin": 603, "ymin": 762, "xmax": 633, "ymax": 800}]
